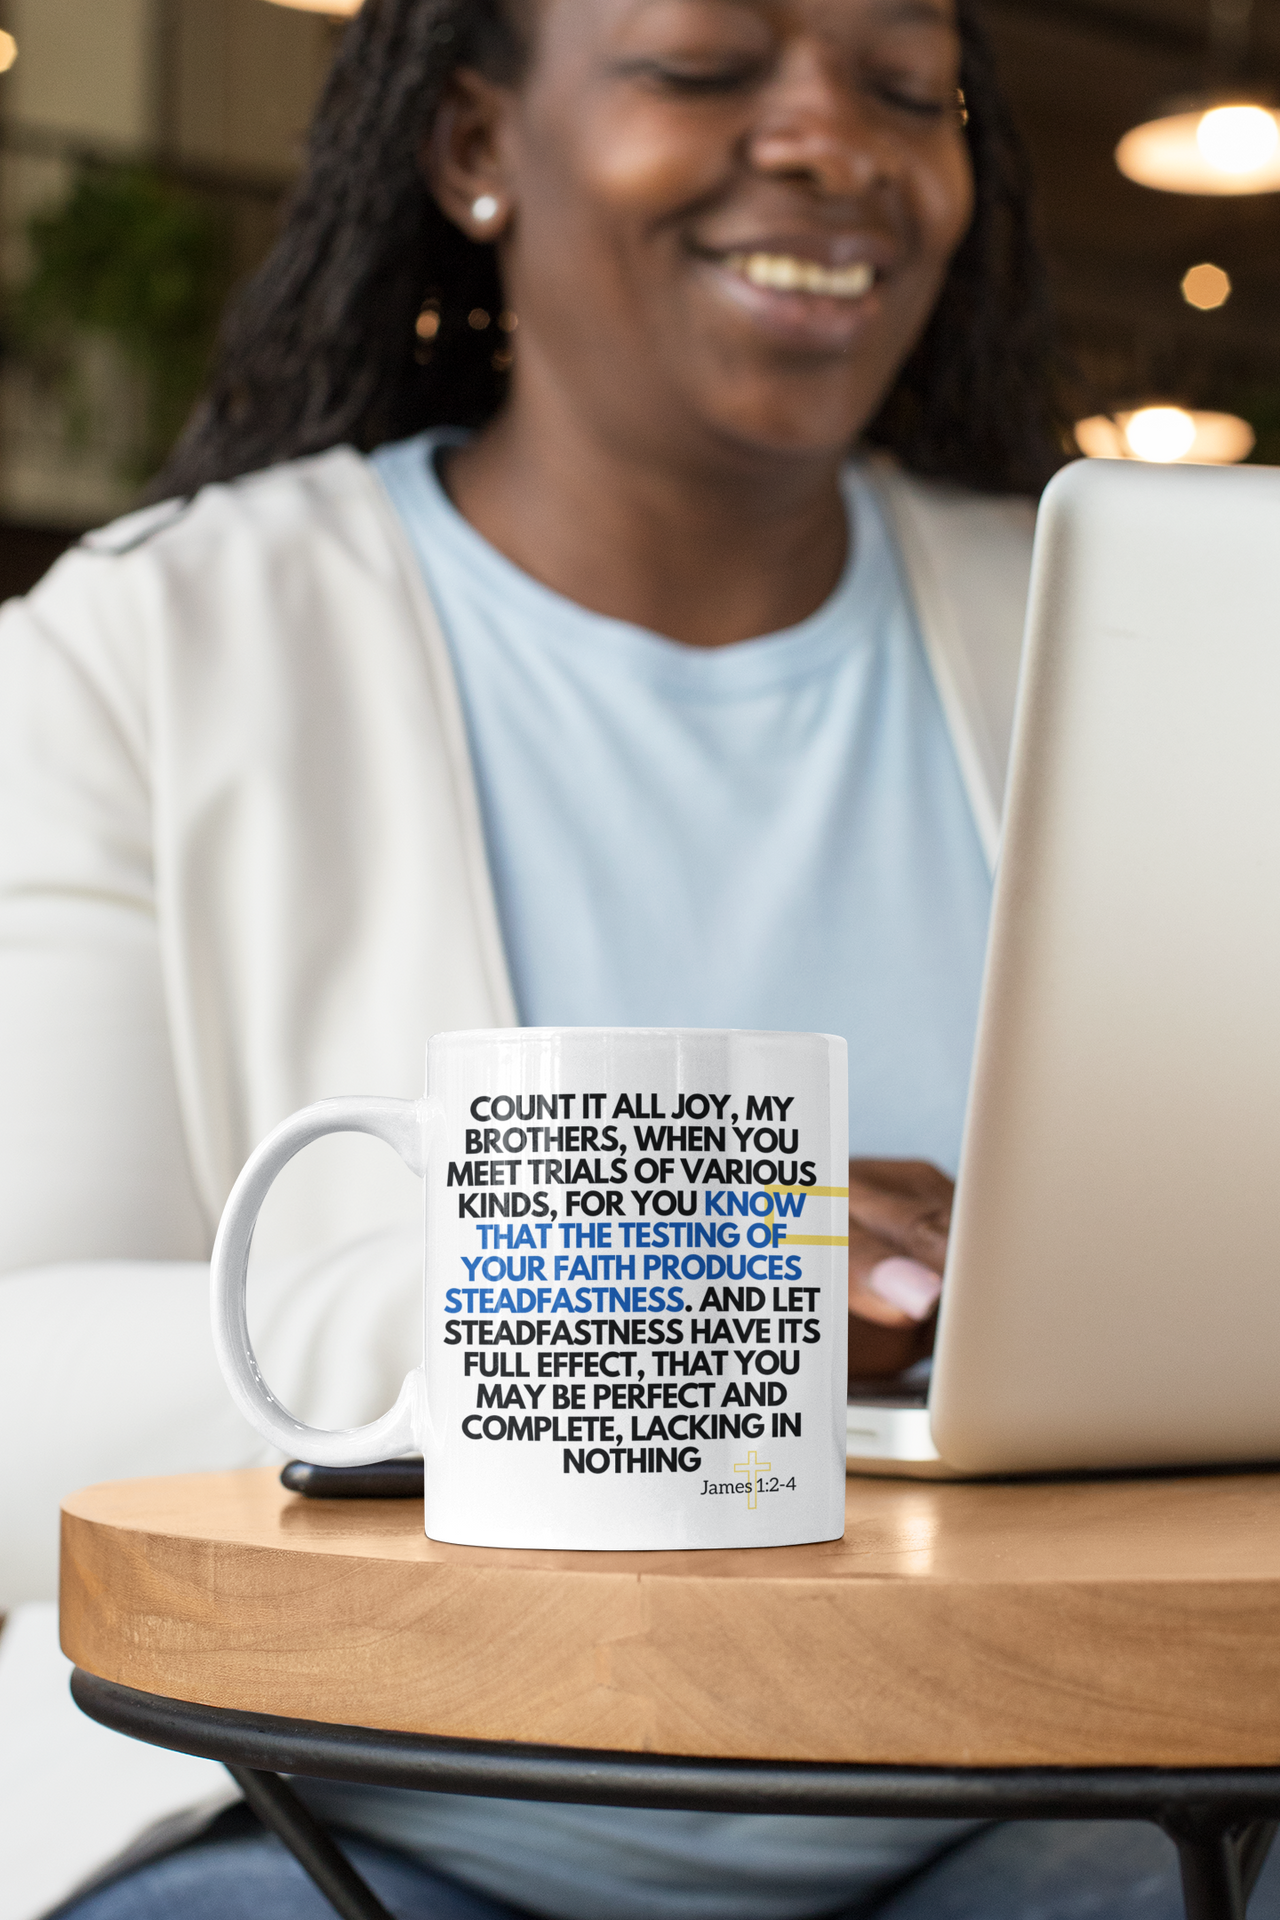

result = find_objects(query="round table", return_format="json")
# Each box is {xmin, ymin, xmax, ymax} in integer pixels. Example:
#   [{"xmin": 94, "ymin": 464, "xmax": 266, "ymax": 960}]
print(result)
[{"xmin": 61, "ymin": 1467, "xmax": 1280, "ymax": 1920}]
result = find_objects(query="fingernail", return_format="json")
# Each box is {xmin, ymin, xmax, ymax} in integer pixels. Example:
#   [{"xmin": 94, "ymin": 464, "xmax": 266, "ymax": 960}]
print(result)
[{"xmin": 866, "ymin": 1257, "xmax": 943, "ymax": 1322}]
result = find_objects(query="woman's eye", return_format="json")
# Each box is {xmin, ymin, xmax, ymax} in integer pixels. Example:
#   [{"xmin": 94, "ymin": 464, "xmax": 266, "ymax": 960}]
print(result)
[
  {"xmin": 618, "ymin": 56, "xmax": 766, "ymax": 96},
  {"xmin": 869, "ymin": 75, "xmax": 953, "ymax": 119}
]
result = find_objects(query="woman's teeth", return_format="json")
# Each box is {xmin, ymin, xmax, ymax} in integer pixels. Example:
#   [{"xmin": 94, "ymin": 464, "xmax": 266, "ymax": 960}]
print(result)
[{"xmin": 723, "ymin": 252, "xmax": 876, "ymax": 299}]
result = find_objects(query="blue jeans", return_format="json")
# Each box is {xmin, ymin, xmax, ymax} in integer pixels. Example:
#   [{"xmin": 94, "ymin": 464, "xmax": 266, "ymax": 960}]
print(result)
[{"xmin": 57, "ymin": 1812, "xmax": 1280, "ymax": 1920}]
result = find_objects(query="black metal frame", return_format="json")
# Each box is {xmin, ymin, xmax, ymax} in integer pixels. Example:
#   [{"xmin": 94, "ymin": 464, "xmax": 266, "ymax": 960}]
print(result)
[{"xmin": 72, "ymin": 1671, "xmax": 1280, "ymax": 1920}]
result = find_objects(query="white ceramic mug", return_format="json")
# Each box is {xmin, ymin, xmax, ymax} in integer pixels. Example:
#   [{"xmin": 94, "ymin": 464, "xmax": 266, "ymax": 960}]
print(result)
[{"xmin": 212, "ymin": 1027, "xmax": 848, "ymax": 1551}]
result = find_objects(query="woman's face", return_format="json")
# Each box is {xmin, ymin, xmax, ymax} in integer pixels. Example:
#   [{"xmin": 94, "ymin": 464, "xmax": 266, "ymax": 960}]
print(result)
[{"xmin": 448, "ymin": 0, "xmax": 974, "ymax": 471}]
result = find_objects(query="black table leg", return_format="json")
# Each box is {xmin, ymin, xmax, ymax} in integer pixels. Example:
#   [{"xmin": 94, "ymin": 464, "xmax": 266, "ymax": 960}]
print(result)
[
  {"xmin": 227, "ymin": 1765, "xmax": 396, "ymax": 1920},
  {"xmin": 223, "ymin": 1769, "xmax": 1280, "ymax": 1920},
  {"xmin": 1239, "ymin": 1825, "xmax": 1280, "ymax": 1905},
  {"xmin": 1165, "ymin": 1815, "xmax": 1278, "ymax": 1920},
  {"xmin": 73, "ymin": 1675, "xmax": 1280, "ymax": 1920}
]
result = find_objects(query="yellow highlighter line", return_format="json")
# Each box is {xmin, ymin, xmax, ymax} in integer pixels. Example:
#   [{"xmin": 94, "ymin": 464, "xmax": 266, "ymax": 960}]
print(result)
[
  {"xmin": 768, "ymin": 1186, "xmax": 849, "ymax": 1199},
  {"xmin": 778, "ymin": 1234, "xmax": 849, "ymax": 1247}
]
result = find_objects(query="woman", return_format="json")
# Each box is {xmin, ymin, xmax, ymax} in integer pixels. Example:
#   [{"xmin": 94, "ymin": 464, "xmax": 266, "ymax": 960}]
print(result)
[{"xmin": 0, "ymin": 0, "xmax": 1247, "ymax": 1915}]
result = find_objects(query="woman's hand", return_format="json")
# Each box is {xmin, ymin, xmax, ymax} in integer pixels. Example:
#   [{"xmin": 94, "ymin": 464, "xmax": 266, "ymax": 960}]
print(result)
[{"xmin": 847, "ymin": 1158, "xmax": 953, "ymax": 1380}]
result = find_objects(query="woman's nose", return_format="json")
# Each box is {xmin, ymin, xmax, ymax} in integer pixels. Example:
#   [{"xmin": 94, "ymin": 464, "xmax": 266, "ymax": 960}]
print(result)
[{"xmin": 748, "ymin": 52, "xmax": 899, "ymax": 198}]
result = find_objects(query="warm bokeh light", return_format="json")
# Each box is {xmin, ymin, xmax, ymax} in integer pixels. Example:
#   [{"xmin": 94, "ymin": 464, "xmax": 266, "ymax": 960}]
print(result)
[
  {"xmin": 1123, "ymin": 407, "xmax": 1198, "ymax": 462},
  {"xmin": 1116, "ymin": 104, "xmax": 1280, "ymax": 194},
  {"xmin": 262, "ymin": 0, "xmax": 362, "ymax": 13},
  {"xmin": 1197, "ymin": 104, "xmax": 1280, "ymax": 174},
  {"xmin": 1181, "ymin": 262, "xmax": 1232, "ymax": 309},
  {"xmin": 0, "ymin": 31, "xmax": 17, "ymax": 72},
  {"xmin": 1075, "ymin": 409, "xmax": 1256, "ymax": 466}
]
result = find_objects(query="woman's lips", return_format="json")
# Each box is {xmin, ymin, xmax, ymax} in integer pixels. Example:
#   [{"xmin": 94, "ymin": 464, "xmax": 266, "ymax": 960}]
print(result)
[{"xmin": 698, "ymin": 247, "xmax": 886, "ymax": 349}]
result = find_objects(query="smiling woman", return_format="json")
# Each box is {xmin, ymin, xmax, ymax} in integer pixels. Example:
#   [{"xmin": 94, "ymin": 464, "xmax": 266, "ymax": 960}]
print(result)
[
  {"xmin": 0, "ymin": 4, "xmax": 1181, "ymax": 1920},
  {"xmin": 156, "ymin": 0, "xmax": 1060, "ymax": 512}
]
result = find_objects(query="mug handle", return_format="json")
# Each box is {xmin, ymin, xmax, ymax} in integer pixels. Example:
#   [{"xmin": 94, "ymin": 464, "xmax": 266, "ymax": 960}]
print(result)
[{"xmin": 210, "ymin": 1095, "xmax": 442, "ymax": 1467}]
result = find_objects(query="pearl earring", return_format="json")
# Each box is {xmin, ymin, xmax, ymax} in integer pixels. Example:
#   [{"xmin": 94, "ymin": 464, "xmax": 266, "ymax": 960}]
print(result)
[{"xmin": 472, "ymin": 194, "xmax": 500, "ymax": 225}]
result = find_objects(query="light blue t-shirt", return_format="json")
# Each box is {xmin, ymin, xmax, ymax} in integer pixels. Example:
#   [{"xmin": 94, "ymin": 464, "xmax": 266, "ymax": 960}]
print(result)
[
  {"xmin": 351, "ymin": 434, "xmax": 990, "ymax": 1918},
  {"xmin": 349, "ymin": 436, "xmax": 994, "ymax": 1917},
  {"xmin": 374, "ymin": 431, "xmax": 992, "ymax": 1173}
]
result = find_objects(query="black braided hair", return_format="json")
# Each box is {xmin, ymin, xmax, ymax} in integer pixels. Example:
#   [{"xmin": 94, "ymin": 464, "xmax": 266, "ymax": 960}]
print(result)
[
  {"xmin": 863, "ymin": 7, "xmax": 1065, "ymax": 492},
  {"xmin": 152, "ymin": 0, "xmax": 1064, "ymax": 501}
]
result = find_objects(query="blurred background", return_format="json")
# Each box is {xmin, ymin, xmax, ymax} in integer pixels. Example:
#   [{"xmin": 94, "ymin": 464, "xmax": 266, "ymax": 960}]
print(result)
[{"xmin": 0, "ymin": 0, "xmax": 1277, "ymax": 596}]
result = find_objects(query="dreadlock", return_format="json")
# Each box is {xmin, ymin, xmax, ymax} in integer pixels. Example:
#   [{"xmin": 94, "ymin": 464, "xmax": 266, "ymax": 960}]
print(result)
[
  {"xmin": 153, "ymin": 0, "xmax": 1064, "ymax": 502},
  {"xmin": 863, "ymin": 7, "xmax": 1065, "ymax": 492}
]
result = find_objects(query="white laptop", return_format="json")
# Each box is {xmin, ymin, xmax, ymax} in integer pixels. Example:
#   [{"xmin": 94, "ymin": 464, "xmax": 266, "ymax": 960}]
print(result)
[{"xmin": 846, "ymin": 455, "xmax": 1280, "ymax": 1478}]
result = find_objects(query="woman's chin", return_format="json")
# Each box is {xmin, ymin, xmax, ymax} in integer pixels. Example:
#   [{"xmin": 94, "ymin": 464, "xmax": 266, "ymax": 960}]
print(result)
[
  {"xmin": 678, "ymin": 388, "xmax": 883, "ymax": 467},
  {"xmin": 659, "ymin": 345, "xmax": 891, "ymax": 466}
]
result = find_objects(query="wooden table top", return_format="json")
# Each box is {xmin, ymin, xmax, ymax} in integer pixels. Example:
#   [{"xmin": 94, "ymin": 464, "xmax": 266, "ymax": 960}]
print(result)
[{"xmin": 61, "ymin": 1467, "xmax": 1280, "ymax": 1770}]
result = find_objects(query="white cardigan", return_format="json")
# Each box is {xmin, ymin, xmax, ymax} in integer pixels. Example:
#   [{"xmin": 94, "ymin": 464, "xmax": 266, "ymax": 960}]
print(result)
[{"xmin": 0, "ymin": 446, "xmax": 1034, "ymax": 1607}]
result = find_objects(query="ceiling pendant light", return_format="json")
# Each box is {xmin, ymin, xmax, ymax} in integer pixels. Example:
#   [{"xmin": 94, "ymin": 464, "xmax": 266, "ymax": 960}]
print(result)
[
  {"xmin": 1115, "ymin": 0, "xmax": 1280, "ymax": 193},
  {"xmin": 1075, "ymin": 407, "xmax": 1256, "ymax": 465},
  {"xmin": 1117, "ymin": 99, "xmax": 1280, "ymax": 192},
  {"xmin": 261, "ymin": 0, "xmax": 362, "ymax": 14}
]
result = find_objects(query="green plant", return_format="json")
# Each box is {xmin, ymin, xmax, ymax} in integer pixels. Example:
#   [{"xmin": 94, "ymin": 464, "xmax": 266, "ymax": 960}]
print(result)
[{"xmin": 14, "ymin": 165, "xmax": 232, "ymax": 481}]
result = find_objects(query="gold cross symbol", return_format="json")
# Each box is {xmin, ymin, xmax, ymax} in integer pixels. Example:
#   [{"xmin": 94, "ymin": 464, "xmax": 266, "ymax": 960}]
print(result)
[{"xmin": 733, "ymin": 1450, "xmax": 772, "ymax": 1511}]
